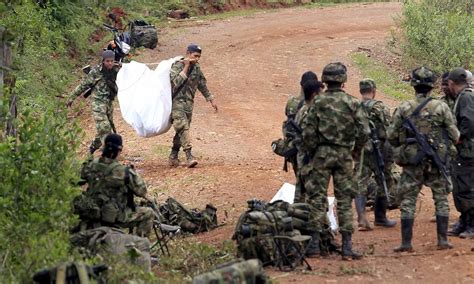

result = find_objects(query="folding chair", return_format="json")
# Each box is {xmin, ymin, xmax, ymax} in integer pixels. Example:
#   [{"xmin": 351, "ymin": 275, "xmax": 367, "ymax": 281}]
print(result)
[
  {"xmin": 150, "ymin": 220, "xmax": 181, "ymax": 256},
  {"xmin": 273, "ymin": 235, "xmax": 312, "ymax": 271}
]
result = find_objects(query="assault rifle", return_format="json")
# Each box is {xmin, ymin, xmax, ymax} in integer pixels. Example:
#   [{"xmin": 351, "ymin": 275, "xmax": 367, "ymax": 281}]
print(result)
[
  {"xmin": 403, "ymin": 116, "xmax": 450, "ymax": 184},
  {"xmin": 368, "ymin": 128, "xmax": 390, "ymax": 203},
  {"xmin": 282, "ymin": 119, "xmax": 301, "ymax": 172}
]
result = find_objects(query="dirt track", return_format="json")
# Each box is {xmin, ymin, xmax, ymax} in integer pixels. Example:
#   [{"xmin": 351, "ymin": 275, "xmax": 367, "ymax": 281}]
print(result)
[{"xmin": 81, "ymin": 2, "xmax": 474, "ymax": 283}]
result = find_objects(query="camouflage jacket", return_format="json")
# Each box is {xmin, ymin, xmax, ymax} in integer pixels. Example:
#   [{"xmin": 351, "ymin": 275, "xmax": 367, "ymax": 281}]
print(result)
[
  {"xmin": 361, "ymin": 99, "xmax": 391, "ymax": 141},
  {"xmin": 295, "ymin": 102, "xmax": 312, "ymax": 175},
  {"xmin": 387, "ymin": 93, "xmax": 459, "ymax": 163},
  {"xmin": 301, "ymin": 86, "xmax": 370, "ymax": 152},
  {"xmin": 80, "ymin": 157, "xmax": 147, "ymax": 221},
  {"xmin": 68, "ymin": 64, "xmax": 120, "ymax": 103},
  {"xmin": 170, "ymin": 61, "xmax": 213, "ymax": 106},
  {"xmin": 453, "ymin": 87, "xmax": 474, "ymax": 158},
  {"xmin": 439, "ymin": 94, "xmax": 456, "ymax": 112}
]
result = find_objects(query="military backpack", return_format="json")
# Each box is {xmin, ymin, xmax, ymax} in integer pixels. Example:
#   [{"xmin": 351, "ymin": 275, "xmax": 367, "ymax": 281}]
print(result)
[{"xmin": 192, "ymin": 259, "xmax": 268, "ymax": 284}]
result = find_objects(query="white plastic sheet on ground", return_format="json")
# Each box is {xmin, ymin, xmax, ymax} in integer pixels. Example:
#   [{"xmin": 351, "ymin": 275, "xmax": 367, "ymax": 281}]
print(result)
[
  {"xmin": 271, "ymin": 182, "xmax": 339, "ymax": 232},
  {"xmin": 117, "ymin": 57, "xmax": 181, "ymax": 137}
]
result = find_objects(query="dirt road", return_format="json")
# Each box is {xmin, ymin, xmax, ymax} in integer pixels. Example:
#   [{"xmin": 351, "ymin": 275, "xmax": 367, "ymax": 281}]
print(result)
[{"xmin": 82, "ymin": 2, "xmax": 474, "ymax": 283}]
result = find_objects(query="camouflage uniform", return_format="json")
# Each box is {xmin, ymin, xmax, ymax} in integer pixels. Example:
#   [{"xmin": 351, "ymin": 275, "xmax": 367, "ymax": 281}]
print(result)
[
  {"xmin": 294, "ymin": 101, "xmax": 312, "ymax": 203},
  {"xmin": 388, "ymin": 66, "xmax": 460, "ymax": 251},
  {"xmin": 301, "ymin": 62, "xmax": 369, "ymax": 260},
  {"xmin": 68, "ymin": 64, "xmax": 120, "ymax": 152},
  {"xmin": 80, "ymin": 156, "xmax": 154, "ymax": 237},
  {"xmin": 169, "ymin": 61, "xmax": 213, "ymax": 152},
  {"xmin": 283, "ymin": 92, "xmax": 304, "ymax": 176}
]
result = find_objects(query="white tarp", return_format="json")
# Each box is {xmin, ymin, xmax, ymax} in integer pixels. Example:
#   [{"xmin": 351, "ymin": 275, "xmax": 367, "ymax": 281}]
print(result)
[
  {"xmin": 271, "ymin": 182, "xmax": 339, "ymax": 232},
  {"xmin": 117, "ymin": 57, "xmax": 181, "ymax": 137}
]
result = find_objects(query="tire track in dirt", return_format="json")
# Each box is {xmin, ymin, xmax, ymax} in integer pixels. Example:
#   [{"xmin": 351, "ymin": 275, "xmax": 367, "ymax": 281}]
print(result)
[{"xmin": 93, "ymin": 3, "xmax": 473, "ymax": 282}]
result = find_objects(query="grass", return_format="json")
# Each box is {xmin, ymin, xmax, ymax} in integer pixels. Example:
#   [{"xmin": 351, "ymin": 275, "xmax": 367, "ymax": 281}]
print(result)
[
  {"xmin": 339, "ymin": 264, "xmax": 375, "ymax": 276},
  {"xmin": 351, "ymin": 52, "xmax": 412, "ymax": 101}
]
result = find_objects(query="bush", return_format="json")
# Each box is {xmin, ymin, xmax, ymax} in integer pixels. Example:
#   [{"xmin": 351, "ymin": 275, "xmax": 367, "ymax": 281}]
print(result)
[{"xmin": 395, "ymin": 0, "xmax": 474, "ymax": 73}]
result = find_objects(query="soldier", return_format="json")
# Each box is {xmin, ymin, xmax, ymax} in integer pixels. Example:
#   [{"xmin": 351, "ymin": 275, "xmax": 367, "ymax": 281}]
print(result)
[
  {"xmin": 439, "ymin": 72, "xmax": 456, "ymax": 110},
  {"xmin": 447, "ymin": 67, "xmax": 474, "ymax": 239},
  {"xmin": 294, "ymin": 79, "xmax": 324, "ymax": 257},
  {"xmin": 169, "ymin": 44, "xmax": 218, "ymax": 168},
  {"xmin": 67, "ymin": 50, "xmax": 120, "ymax": 154},
  {"xmin": 354, "ymin": 79, "xmax": 397, "ymax": 231},
  {"xmin": 301, "ymin": 62, "xmax": 369, "ymax": 260},
  {"xmin": 388, "ymin": 67, "xmax": 459, "ymax": 252},
  {"xmin": 79, "ymin": 133, "xmax": 154, "ymax": 237}
]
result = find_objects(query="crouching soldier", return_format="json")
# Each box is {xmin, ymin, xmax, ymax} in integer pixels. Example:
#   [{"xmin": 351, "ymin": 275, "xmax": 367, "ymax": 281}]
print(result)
[{"xmin": 74, "ymin": 133, "xmax": 154, "ymax": 237}]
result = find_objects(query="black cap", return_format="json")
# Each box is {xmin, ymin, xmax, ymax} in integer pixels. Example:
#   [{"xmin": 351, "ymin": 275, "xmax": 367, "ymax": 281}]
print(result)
[
  {"xmin": 187, "ymin": 44, "xmax": 202, "ymax": 54},
  {"xmin": 448, "ymin": 67, "xmax": 468, "ymax": 83},
  {"xmin": 300, "ymin": 71, "xmax": 318, "ymax": 87},
  {"xmin": 104, "ymin": 133, "xmax": 123, "ymax": 150}
]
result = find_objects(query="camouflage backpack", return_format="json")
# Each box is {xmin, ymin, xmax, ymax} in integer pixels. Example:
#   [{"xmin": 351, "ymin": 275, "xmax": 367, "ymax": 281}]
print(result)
[
  {"xmin": 130, "ymin": 20, "xmax": 158, "ymax": 49},
  {"xmin": 232, "ymin": 200, "xmax": 309, "ymax": 268},
  {"xmin": 159, "ymin": 197, "xmax": 218, "ymax": 234},
  {"xmin": 192, "ymin": 259, "xmax": 268, "ymax": 284},
  {"xmin": 70, "ymin": 226, "xmax": 151, "ymax": 272},
  {"xmin": 33, "ymin": 262, "xmax": 107, "ymax": 284}
]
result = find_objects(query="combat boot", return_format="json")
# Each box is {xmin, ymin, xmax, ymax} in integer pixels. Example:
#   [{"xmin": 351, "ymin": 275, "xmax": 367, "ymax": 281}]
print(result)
[
  {"xmin": 459, "ymin": 211, "xmax": 474, "ymax": 239},
  {"xmin": 341, "ymin": 231, "xmax": 362, "ymax": 260},
  {"xmin": 448, "ymin": 215, "xmax": 466, "ymax": 236},
  {"xmin": 184, "ymin": 149, "xmax": 198, "ymax": 168},
  {"xmin": 374, "ymin": 196, "xmax": 397, "ymax": 227},
  {"xmin": 305, "ymin": 232, "xmax": 321, "ymax": 258},
  {"xmin": 168, "ymin": 147, "xmax": 180, "ymax": 167},
  {"xmin": 355, "ymin": 195, "xmax": 372, "ymax": 231},
  {"xmin": 436, "ymin": 215, "xmax": 453, "ymax": 250},
  {"xmin": 394, "ymin": 218, "xmax": 414, "ymax": 252}
]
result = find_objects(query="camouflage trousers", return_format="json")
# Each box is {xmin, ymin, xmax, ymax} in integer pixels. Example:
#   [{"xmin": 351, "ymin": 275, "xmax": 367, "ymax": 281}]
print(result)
[
  {"xmin": 398, "ymin": 163, "xmax": 450, "ymax": 219},
  {"xmin": 306, "ymin": 146, "xmax": 357, "ymax": 233},
  {"xmin": 354, "ymin": 148, "xmax": 398, "ymax": 203},
  {"xmin": 171, "ymin": 100, "xmax": 193, "ymax": 151},
  {"xmin": 119, "ymin": 207, "xmax": 154, "ymax": 237},
  {"xmin": 91, "ymin": 98, "xmax": 115, "ymax": 150}
]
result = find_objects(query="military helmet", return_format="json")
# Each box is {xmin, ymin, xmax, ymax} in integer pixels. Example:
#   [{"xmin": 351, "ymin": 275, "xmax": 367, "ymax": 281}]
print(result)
[
  {"xmin": 322, "ymin": 62, "xmax": 347, "ymax": 83},
  {"xmin": 410, "ymin": 66, "xmax": 437, "ymax": 87}
]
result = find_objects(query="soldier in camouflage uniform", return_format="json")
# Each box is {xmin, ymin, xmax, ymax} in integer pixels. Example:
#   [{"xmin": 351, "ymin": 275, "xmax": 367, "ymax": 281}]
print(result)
[
  {"xmin": 67, "ymin": 50, "xmax": 120, "ymax": 154},
  {"xmin": 301, "ymin": 62, "xmax": 370, "ymax": 260},
  {"xmin": 169, "ymin": 44, "xmax": 218, "ymax": 168},
  {"xmin": 439, "ymin": 72, "xmax": 456, "ymax": 110},
  {"xmin": 79, "ymin": 134, "xmax": 154, "ymax": 237},
  {"xmin": 388, "ymin": 67, "xmax": 459, "ymax": 252},
  {"xmin": 447, "ymin": 67, "xmax": 474, "ymax": 239},
  {"xmin": 354, "ymin": 79, "xmax": 397, "ymax": 231}
]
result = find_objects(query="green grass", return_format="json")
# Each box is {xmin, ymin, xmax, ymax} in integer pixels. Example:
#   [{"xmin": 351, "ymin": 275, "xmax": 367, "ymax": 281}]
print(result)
[
  {"xmin": 351, "ymin": 52, "xmax": 412, "ymax": 101},
  {"xmin": 339, "ymin": 264, "xmax": 375, "ymax": 276}
]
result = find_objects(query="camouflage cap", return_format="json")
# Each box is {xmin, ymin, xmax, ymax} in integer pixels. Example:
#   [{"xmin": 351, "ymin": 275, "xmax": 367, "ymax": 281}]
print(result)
[
  {"xmin": 322, "ymin": 62, "xmax": 347, "ymax": 83},
  {"xmin": 359, "ymin": 78, "xmax": 376, "ymax": 92},
  {"xmin": 448, "ymin": 67, "xmax": 468, "ymax": 84},
  {"xmin": 410, "ymin": 66, "xmax": 437, "ymax": 87}
]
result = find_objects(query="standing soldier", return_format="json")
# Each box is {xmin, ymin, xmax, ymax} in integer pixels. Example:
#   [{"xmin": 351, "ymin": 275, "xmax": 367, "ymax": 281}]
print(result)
[
  {"xmin": 67, "ymin": 50, "xmax": 120, "ymax": 154},
  {"xmin": 388, "ymin": 67, "xmax": 459, "ymax": 252},
  {"xmin": 77, "ymin": 133, "xmax": 154, "ymax": 237},
  {"xmin": 447, "ymin": 67, "xmax": 474, "ymax": 239},
  {"xmin": 168, "ymin": 44, "xmax": 218, "ymax": 168},
  {"xmin": 354, "ymin": 79, "xmax": 397, "ymax": 231},
  {"xmin": 301, "ymin": 62, "xmax": 369, "ymax": 260}
]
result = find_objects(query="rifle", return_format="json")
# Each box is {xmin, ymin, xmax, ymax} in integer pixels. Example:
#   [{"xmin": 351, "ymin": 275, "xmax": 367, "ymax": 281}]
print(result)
[
  {"xmin": 369, "ymin": 128, "xmax": 390, "ymax": 202},
  {"xmin": 402, "ymin": 98, "xmax": 451, "ymax": 184},
  {"xmin": 124, "ymin": 166, "xmax": 136, "ymax": 211}
]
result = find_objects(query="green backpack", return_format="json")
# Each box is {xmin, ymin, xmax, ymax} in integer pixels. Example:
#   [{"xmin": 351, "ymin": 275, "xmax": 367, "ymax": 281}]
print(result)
[
  {"xmin": 159, "ymin": 197, "xmax": 218, "ymax": 233},
  {"xmin": 192, "ymin": 259, "xmax": 268, "ymax": 284}
]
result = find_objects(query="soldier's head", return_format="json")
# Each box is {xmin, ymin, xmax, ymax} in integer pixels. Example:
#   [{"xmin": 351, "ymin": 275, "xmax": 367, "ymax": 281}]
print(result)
[
  {"xmin": 300, "ymin": 71, "xmax": 318, "ymax": 87},
  {"xmin": 359, "ymin": 78, "xmax": 376, "ymax": 100},
  {"xmin": 441, "ymin": 71, "xmax": 453, "ymax": 98},
  {"xmin": 322, "ymin": 62, "xmax": 347, "ymax": 88},
  {"xmin": 303, "ymin": 79, "xmax": 323, "ymax": 102},
  {"xmin": 186, "ymin": 43, "xmax": 202, "ymax": 63},
  {"xmin": 410, "ymin": 66, "xmax": 437, "ymax": 94},
  {"xmin": 102, "ymin": 50, "xmax": 115, "ymax": 70},
  {"xmin": 447, "ymin": 67, "xmax": 469, "ymax": 96},
  {"xmin": 102, "ymin": 133, "xmax": 123, "ymax": 159}
]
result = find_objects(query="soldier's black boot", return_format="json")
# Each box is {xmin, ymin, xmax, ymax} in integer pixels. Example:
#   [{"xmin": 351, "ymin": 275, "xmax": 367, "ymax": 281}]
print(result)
[
  {"xmin": 394, "ymin": 218, "xmax": 414, "ymax": 252},
  {"xmin": 184, "ymin": 149, "xmax": 198, "ymax": 168},
  {"xmin": 305, "ymin": 232, "xmax": 321, "ymax": 258},
  {"xmin": 341, "ymin": 231, "xmax": 362, "ymax": 260},
  {"xmin": 168, "ymin": 147, "xmax": 180, "ymax": 167},
  {"xmin": 355, "ymin": 194, "xmax": 372, "ymax": 231},
  {"xmin": 436, "ymin": 215, "xmax": 453, "ymax": 250},
  {"xmin": 459, "ymin": 210, "xmax": 474, "ymax": 239},
  {"xmin": 448, "ymin": 215, "xmax": 466, "ymax": 236},
  {"xmin": 374, "ymin": 196, "xmax": 397, "ymax": 227}
]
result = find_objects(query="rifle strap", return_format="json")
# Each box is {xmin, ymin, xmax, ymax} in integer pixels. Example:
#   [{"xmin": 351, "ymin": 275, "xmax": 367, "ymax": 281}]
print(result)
[{"xmin": 410, "ymin": 97, "xmax": 433, "ymax": 118}]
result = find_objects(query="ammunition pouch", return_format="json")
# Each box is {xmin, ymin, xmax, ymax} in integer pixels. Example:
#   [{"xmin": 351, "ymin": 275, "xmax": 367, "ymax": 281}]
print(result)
[{"xmin": 73, "ymin": 193, "xmax": 101, "ymax": 221}]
